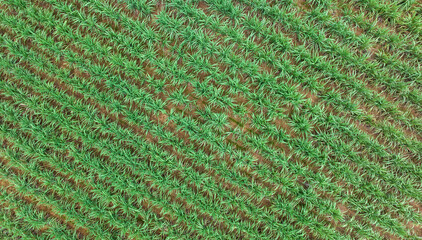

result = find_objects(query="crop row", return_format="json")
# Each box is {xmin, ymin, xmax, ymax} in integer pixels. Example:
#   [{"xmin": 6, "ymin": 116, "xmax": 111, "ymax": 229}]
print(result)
[{"xmin": 0, "ymin": 0, "xmax": 420, "ymax": 239}]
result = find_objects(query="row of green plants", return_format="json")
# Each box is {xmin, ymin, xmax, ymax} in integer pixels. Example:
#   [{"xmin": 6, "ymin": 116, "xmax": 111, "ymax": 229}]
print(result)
[
  {"xmin": 152, "ymin": 3, "xmax": 422, "ymax": 236},
  {"xmin": 0, "ymin": 142, "xmax": 115, "ymax": 239},
  {"xmin": 67, "ymin": 0, "xmax": 422, "ymax": 210},
  {"xmin": 8, "ymin": 0, "xmax": 420, "ymax": 238},
  {"xmin": 347, "ymin": 0, "xmax": 422, "ymax": 38},
  {"xmin": 0, "ymin": 18, "xmax": 334, "ymax": 237},
  {"xmin": 0, "ymin": 101, "xmax": 203, "ymax": 239},
  {"xmin": 283, "ymin": 0, "xmax": 422, "ymax": 94},
  {"xmin": 0, "ymin": 185, "xmax": 70, "ymax": 240},
  {"xmin": 168, "ymin": 0, "xmax": 422, "ymax": 179},
  {"xmin": 302, "ymin": 5, "xmax": 422, "ymax": 82},
  {"xmin": 305, "ymin": 0, "xmax": 422, "ymax": 53},
  {"xmin": 161, "ymin": 0, "xmax": 422, "ymax": 194},
  {"xmin": 0, "ymin": 13, "xmax": 322, "ymax": 236},
  {"xmin": 173, "ymin": 0, "xmax": 422, "ymax": 165},
  {"xmin": 0, "ymin": 1, "xmax": 356, "ymax": 238},
  {"xmin": 1, "ymin": 0, "xmax": 420, "ymax": 239},
  {"xmin": 233, "ymin": 0, "xmax": 422, "ymax": 122},
  {"xmin": 311, "ymin": 0, "xmax": 422, "ymax": 38},
  {"xmin": 337, "ymin": 1, "xmax": 422, "ymax": 62},
  {"xmin": 0, "ymin": 46, "xmax": 253, "ymax": 239}
]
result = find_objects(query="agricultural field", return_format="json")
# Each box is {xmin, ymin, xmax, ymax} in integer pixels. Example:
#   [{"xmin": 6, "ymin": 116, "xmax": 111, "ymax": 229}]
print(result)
[{"xmin": 0, "ymin": 0, "xmax": 421, "ymax": 239}]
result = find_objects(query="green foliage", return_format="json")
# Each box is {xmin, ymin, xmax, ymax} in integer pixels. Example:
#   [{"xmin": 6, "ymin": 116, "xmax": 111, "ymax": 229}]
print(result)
[{"xmin": 0, "ymin": 0, "xmax": 420, "ymax": 239}]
